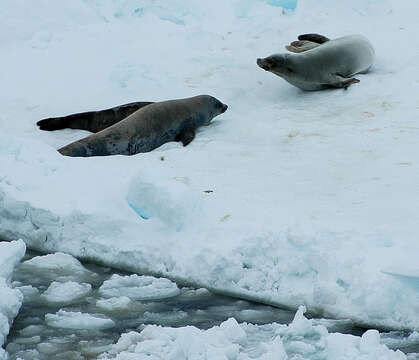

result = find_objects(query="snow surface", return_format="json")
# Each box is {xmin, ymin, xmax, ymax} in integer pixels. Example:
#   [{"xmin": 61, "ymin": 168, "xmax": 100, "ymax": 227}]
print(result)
[
  {"xmin": 0, "ymin": 241, "xmax": 26, "ymax": 359},
  {"xmin": 98, "ymin": 306, "xmax": 406, "ymax": 360},
  {"xmin": 98, "ymin": 274, "xmax": 180, "ymax": 300},
  {"xmin": 0, "ymin": 0, "xmax": 419, "ymax": 331}
]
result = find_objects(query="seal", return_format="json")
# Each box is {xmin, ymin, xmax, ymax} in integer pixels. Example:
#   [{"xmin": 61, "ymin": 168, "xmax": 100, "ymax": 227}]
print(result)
[
  {"xmin": 37, "ymin": 101, "xmax": 153, "ymax": 133},
  {"xmin": 55, "ymin": 95, "xmax": 228, "ymax": 157},
  {"xmin": 257, "ymin": 34, "xmax": 374, "ymax": 90}
]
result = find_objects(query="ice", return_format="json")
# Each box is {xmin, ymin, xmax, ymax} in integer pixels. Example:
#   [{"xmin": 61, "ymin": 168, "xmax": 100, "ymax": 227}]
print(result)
[
  {"xmin": 12, "ymin": 285, "xmax": 40, "ymax": 304},
  {"xmin": 267, "ymin": 0, "xmax": 297, "ymax": 10},
  {"xmin": 98, "ymin": 274, "xmax": 180, "ymax": 300},
  {"xmin": 45, "ymin": 310, "xmax": 115, "ymax": 330},
  {"xmin": 96, "ymin": 297, "xmax": 132, "ymax": 312},
  {"xmin": 19, "ymin": 325, "xmax": 45, "ymax": 337},
  {"xmin": 126, "ymin": 170, "xmax": 203, "ymax": 230},
  {"xmin": 1, "ymin": 0, "xmax": 419, "ymax": 332},
  {"xmin": 0, "ymin": 240, "xmax": 26, "ymax": 359},
  {"xmin": 143, "ymin": 310, "xmax": 188, "ymax": 326},
  {"xmin": 99, "ymin": 307, "xmax": 406, "ymax": 360},
  {"xmin": 41, "ymin": 281, "xmax": 92, "ymax": 305},
  {"xmin": 18, "ymin": 252, "xmax": 96, "ymax": 284}
]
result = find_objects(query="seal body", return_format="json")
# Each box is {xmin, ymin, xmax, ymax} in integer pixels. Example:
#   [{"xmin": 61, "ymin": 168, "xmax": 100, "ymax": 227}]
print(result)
[
  {"xmin": 57, "ymin": 95, "xmax": 228, "ymax": 157},
  {"xmin": 257, "ymin": 34, "xmax": 375, "ymax": 90}
]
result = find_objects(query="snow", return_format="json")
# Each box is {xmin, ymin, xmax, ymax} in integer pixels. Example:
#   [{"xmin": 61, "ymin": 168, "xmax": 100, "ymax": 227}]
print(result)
[
  {"xmin": 45, "ymin": 310, "xmax": 115, "ymax": 330},
  {"xmin": 98, "ymin": 274, "xmax": 180, "ymax": 300},
  {"xmin": 0, "ymin": 240, "xmax": 26, "ymax": 359},
  {"xmin": 98, "ymin": 307, "xmax": 407, "ymax": 360},
  {"xmin": 41, "ymin": 281, "xmax": 92, "ymax": 305},
  {"xmin": 0, "ymin": 0, "xmax": 419, "ymax": 333}
]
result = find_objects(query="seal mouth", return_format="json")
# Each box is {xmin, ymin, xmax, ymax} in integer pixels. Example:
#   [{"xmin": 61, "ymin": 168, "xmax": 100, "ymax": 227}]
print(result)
[
  {"xmin": 257, "ymin": 58, "xmax": 271, "ymax": 71},
  {"xmin": 221, "ymin": 103, "xmax": 228, "ymax": 113}
]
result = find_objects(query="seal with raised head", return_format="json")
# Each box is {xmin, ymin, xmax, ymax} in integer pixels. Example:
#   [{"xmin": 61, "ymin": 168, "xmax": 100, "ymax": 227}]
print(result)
[
  {"xmin": 257, "ymin": 34, "xmax": 374, "ymax": 90},
  {"xmin": 50, "ymin": 95, "xmax": 227, "ymax": 157}
]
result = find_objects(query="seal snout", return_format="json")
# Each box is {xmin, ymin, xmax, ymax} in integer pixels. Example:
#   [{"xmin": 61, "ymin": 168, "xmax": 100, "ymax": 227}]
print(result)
[
  {"xmin": 257, "ymin": 58, "xmax": 271, "ymax": 71},
  {"xmin": 221, "ymin": 103, "xmax": 228, "ymax": 113}
]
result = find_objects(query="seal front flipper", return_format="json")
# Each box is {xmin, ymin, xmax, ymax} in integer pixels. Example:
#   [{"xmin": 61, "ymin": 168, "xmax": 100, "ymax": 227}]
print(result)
[
  {"xmin": 176, "ymin": 128, "xmax": 196, "ymax": 146},
  {"xmin": 331, "ymin": 74, "xmax": 360, "ymax": 89},
  {"xmin": 297, "ymin": 33, "xmax": 330, "ymax": 44}
]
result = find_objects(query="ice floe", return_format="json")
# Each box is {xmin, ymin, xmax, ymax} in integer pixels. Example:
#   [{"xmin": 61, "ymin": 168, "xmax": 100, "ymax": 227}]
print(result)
[
  {"xmin": 98, "ymin": 274, "xmax": 180, "ymax": 300},
  {"xmin": 45, "ymin": 310, "xmax": 115, "ymax": 330}
]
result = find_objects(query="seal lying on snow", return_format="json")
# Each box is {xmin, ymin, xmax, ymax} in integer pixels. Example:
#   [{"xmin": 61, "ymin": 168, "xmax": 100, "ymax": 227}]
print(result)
[
  {"xmin": 257, "ymin": 34, "xmax": 375, "ymax": 90},
  {"xmin": 38, "ymin": 95, "xmax": 228, "ymax": 157}
]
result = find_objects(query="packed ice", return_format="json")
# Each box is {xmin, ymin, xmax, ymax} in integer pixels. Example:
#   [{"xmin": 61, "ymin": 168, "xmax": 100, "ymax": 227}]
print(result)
[
  {"xmin": 98, "ymin": 307, "xmax": 407, "ymax": 360},
  {"xmin": 1, "ymin": 1, "xmax": 419, "ymax": 358},
  {"xmin": 0, "ymin": 241, "xmax": 26, "ymax": 359}
]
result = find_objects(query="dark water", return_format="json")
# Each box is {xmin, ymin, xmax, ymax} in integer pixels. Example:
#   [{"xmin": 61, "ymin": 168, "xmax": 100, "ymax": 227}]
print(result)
[{"xmin": 5, "ymin": 250, "xmax": 419, "ymax": 360}]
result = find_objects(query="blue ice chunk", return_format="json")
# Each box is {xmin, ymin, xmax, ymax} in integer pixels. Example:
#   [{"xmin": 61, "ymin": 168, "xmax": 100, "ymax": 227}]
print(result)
[
  {"xmin": 236, "ymin": 0, "xmax": 297, "ymax": 18},
  {"xmin": 267, "ymin": 0, "xmax": 297, "ymax": 10},
  {"xmin": 127, "ymin": 200, "xmax": 149, "ymax": 220}
]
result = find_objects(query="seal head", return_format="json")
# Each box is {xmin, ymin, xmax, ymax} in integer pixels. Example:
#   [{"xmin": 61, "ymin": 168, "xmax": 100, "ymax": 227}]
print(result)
[
  {"xmin": 196, "ymin": 95, "xmax": 228, "ymax": 125},
  {"xmin": 257, "ymin": 54, "xmax": 291, "ymax": 76}
]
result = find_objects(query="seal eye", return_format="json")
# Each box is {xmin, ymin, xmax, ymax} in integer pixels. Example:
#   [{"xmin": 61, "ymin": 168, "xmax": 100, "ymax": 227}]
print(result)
[{"xmin": 287, "ymin": 67, "xmax": 293, "ymax": 73}]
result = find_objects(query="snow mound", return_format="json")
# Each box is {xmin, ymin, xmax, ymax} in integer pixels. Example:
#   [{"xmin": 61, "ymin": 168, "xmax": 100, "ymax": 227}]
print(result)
[
  {"xmin": 41, "ymin": 281, "xmax": 92, "ymax": 305},
  {"xmin": 99, "ymin": 307, "xmax": 406, "ymax": 360},
  {"xmin": 45, "ymin": 310, "xmax": 115, "ymax": 330},
  {"xmin": 0, "ymin": 240, "xmax": 26, "ymax": 359},
  {"xmin": 98, "ymin": 274, "xmax": 180, "ymax": 300}
]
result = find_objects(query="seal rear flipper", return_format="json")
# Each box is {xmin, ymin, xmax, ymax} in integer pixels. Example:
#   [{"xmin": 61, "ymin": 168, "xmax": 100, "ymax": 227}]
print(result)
[
  {"xmin": 36, "ymin": 118, "xmax": 68, "ymax": 131},
  {"xmin": 37, "ymin": 101, "xmax": 153, "ymax": 133},
  {"xmin": 176, "ymin": 129, "xmax": 195, "ymax": 146},
  {"xmin": 286, "ymin": 40, "xmax": 320, "ymax": 53},
  {"xmin": 37, "ymin": 117, "xmax": 70, "ymax": 131},
  {"xmin": 297, "ymin": 33, "xmax": 330, "ymax": 44},
  {"xmin": 331, "ymin": 74, "xmax": 360, "ymax": 89}
]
